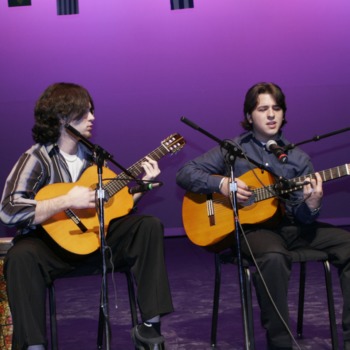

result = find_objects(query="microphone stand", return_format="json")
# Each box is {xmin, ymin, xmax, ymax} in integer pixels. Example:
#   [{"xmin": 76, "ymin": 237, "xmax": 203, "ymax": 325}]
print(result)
[
  {"xmin": 65, "ymin": 125, "xmax": 140, "ymax": 350},
  {"xmin": 284, "ymin": 126, "xmax": 350, "ymax": 151},
  {"xmin": 180, "ymin": 117, "xmax": 281, "ymax": 350}
]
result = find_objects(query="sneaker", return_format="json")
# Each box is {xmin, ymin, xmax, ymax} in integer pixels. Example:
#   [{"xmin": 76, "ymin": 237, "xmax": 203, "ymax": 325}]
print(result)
[{"xmin": 131, "ymin": 324, "xmax": 165, "ymax": 350}]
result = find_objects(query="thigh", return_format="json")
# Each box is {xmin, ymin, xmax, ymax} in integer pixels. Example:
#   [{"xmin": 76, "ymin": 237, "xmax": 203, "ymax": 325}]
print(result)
[
  {"xmin": 5, "ymin": 233, "xmax": 73, "ymax": 282},
  {"xmin": 303, "ymin": 222, "xmax": 350, "ymax": 264},
  {"xmin": 241, "ymin": 227, "xmax": 289, "ymax": 258},
  {"xmin": 106, "ymin": 214, "xmax": 164, "ymax": 264}
]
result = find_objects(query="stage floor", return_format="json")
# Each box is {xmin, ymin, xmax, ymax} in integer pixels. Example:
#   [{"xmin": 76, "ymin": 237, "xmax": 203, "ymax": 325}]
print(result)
[{"xmin": 48, "ymin": 235, "xmax": 345, "ymax": 349}]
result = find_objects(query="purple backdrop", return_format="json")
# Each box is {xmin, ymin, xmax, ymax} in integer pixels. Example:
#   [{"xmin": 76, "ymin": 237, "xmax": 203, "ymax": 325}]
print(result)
[{"xmin": 1, "ymin": 0, "xmax": 350, "ymax": 237}]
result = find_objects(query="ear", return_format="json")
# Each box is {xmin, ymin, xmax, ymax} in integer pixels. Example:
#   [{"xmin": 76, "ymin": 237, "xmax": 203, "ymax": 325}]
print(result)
[{"xmin": 246, "ymin": 114, "xmax": 253, "ymax": 123}]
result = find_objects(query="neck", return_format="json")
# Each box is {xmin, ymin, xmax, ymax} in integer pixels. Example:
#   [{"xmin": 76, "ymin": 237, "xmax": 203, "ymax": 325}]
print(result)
[
  {"xmin": 252, "ymin": 131, "xmax": 280, "ymax": 144},
  {"xmin": 57, "ymin": 134, "xmax": 78, "ymax": 155}
]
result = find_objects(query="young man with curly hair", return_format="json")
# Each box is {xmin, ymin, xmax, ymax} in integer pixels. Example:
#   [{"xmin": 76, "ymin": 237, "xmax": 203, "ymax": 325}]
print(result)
[{"xmin": 1, "ymin": 82, "xmax": 173, "ymax": 350}]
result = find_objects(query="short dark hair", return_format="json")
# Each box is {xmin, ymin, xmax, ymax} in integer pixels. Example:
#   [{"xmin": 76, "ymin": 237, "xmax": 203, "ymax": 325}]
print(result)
[
  {"xmin": 241, "ymin": 82, "xmax": 287, "ymax": 131},
  {"xmin": 32, "ymin": 82, "xmax": 94, "ymax": 144}
]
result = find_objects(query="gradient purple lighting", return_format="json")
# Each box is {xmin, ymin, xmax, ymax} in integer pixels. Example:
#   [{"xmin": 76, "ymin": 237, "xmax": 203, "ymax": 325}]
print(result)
[{"xmin": 1, "ymin": 0, "xmax": 350, "ymax": 236}]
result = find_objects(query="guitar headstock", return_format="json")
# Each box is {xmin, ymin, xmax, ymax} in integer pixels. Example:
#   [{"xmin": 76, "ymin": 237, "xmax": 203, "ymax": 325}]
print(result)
[{"xmin": 162, "ymin": 133, "xmax": 186, "ymax": 154}]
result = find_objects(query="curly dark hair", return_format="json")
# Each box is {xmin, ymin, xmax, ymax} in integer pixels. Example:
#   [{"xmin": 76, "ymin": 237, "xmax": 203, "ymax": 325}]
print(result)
[
  {"xmin": 241, "ymin": 82, "xmax": 287, "ymax": 131},
  {"xmin": 32, "ymin": 82, "xmax": 94, "ymax": 144}
]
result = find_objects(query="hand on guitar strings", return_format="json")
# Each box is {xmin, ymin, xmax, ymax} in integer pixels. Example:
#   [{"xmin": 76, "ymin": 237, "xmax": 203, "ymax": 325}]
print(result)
[
  {"xmin": 67, "ymin": 186, "xmax": 96, "ymax": 209},
  {"xmin": 219, "ymin": 177, "xmax": 253, "ymax": 204}
]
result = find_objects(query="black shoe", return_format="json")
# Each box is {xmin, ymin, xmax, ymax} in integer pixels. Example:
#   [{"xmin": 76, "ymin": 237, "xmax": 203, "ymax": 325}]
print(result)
[{"xmin": 131, "ymin": 324, "xmax": 165, "ymax": 350}]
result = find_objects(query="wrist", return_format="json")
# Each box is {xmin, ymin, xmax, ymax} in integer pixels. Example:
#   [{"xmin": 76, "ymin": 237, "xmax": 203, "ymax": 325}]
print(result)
[{"xmin": 309, "ymin": 206, "xmax": 321, "ymax": 215}]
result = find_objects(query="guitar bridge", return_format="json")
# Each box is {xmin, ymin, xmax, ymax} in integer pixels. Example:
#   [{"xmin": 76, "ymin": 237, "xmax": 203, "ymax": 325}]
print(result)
[
  {"xmin": 206, "ymin": 194, "xmax": 215, "ymax": 226},
  {"xmin": 65, "ymin": 209, "xmax": 88, "ymax": 233}
]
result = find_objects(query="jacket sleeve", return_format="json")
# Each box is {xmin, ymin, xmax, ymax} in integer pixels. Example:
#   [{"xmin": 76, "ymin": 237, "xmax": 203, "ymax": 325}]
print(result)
[
  {"xmin": 0, "ymin": 153, "xmax": 45, "ymax": 230},
  {"xmin": 176, "ymin": 146, "xmax": 228, "ymax": 194}
]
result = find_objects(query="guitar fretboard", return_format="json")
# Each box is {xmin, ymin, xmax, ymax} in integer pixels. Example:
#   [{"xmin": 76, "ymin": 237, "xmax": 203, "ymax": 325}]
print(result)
[
  {"xmin": 253, "ymin": 164, "xmax": 350, "ymax": 203},
  {"xmin": 104, "ymin": 145, "xmax": 169, "ymax": 197}
]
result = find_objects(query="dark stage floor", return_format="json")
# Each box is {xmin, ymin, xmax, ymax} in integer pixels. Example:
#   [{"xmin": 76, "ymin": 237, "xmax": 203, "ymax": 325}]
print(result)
[{"xmin": 49, "ymin": 235, "xmax": 345, "ymax": 350}]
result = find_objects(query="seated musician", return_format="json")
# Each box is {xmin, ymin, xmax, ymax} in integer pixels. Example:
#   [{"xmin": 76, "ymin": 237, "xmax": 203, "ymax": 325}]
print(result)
[
  {"xmin": 0, "ymin": 82, "xmax": 174, "ymax": 350},
  {"xmin": 176, "ymin": 82, "xmax": 350, "ymax": 350}
]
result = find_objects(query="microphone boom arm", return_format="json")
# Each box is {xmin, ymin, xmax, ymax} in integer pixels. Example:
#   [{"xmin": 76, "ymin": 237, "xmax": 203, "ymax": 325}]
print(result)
[{"xmin": 284, "ymin": 126, "xmax": 350, "ymax": 151}]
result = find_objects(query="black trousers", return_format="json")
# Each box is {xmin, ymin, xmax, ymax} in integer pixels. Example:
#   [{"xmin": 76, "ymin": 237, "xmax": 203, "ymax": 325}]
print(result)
[
  {"xmin": 240, "ymin": 221, "xmax": 350, "ymax": 349},
  {"xmin": 4, "ymin": 214, "xmax": 174, "ymax": 350}
]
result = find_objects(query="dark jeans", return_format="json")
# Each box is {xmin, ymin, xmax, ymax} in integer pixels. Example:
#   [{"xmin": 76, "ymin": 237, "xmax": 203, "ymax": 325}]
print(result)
[
  {"xmin": 240, "ymin": 221, "xmax": 350, "ymax": 349},
  {"xmin": 4, "ymin": 214, "xmax": 174, "ymax": 349}
]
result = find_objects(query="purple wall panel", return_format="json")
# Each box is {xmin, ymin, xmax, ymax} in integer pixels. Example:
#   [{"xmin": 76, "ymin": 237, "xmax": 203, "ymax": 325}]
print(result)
[{"xmin": 1, "ymin": 0, "xmax": 350, "ymax": 237}]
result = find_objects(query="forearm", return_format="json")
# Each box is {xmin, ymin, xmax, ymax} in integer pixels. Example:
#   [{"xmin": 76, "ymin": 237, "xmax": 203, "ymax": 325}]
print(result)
[
  {"xmin": 33, "ymin": 185, "xmax": 96, "ymax": 224},
  {"xmin": 33, "ymin": 195, "xmax": 71, "ymax": 225}
]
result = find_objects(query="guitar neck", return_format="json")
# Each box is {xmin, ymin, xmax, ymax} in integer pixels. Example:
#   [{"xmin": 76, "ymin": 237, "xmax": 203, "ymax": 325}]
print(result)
[
  {"xmin": 104, "ymin": 144, "xmax": 169, "ymax": 197},
  {"xmin": 293, "ymin": 164, "xmax": 350, "ymax": 184},
  {"xmin": 254, "ymin": 163, "xmax": 350, "ymax": 203}
]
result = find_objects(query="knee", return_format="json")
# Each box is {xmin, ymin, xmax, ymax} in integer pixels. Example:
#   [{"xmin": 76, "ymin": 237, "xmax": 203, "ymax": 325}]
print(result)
[
  {"xmin": 5, "ymin": 240, "xmax": 39, "ymax": 275},
  {"xmin": 142, "ymin": 216, "xmax": 164, "ymax": 237},
  {"xmin": 258, "ymin": 252, "xmax": 291, "ymax": 270}
]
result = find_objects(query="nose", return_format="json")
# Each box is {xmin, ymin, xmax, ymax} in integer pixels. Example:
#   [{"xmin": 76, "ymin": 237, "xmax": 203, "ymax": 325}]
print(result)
[
  {"xmin": 88, "ymin": 111, "xmax": 95, "ymax": 120},
  {"xmin": 267, "ymin": 108, "xmax": 275, "ymax": 118}
]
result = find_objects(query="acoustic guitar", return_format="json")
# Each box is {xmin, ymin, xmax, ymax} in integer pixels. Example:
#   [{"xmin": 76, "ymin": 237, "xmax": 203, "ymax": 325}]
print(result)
[
  {"xmin": 35, "ymin": 133, "xmax": 186, "ymax": 255},
  {"xmin": 182, "ymin": 164, "xmax": 350, "ymax": 247}
]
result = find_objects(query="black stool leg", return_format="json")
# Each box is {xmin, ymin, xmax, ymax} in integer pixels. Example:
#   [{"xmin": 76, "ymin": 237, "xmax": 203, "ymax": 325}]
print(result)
[
  {"xmin": 125, "ymin": 269, "xmax": 138, "ymax": 328},
  {"xmin": 323, "ymin": 260, "xmax": 338, "ymax": 350},
  {"xmin": 48, "ymin": 284, "xmax": 58, "ymax": 350},
  {"xmin": 125, "ymin": 270, "xmax": 138, "ymax": 350},
  {"xmin": 243, "ymin": 266, "xmax": 255, "ymax": 350},
  {"xmin": 211, "ymin": 254, "xmax": 221, "ymax": 348},
  {"xmin": 297, "ymin": 262, "xmax": 306, "ymax": 338}
]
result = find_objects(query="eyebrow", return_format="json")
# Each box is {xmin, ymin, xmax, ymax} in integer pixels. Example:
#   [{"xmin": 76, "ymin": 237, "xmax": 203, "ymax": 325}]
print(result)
[{"xmin": 256, "ymin": 104, "xmax": 280, "ymax": 108}]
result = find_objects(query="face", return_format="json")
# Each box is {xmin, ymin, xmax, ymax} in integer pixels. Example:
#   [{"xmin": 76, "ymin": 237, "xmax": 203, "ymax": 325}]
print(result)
[
  {"xmin": 248, "ymin": 93, "xmax": 284, "ymax": 142},
  {"xmin": 70, "ymin": 107, "xmax": 95, "ymax": 139}
]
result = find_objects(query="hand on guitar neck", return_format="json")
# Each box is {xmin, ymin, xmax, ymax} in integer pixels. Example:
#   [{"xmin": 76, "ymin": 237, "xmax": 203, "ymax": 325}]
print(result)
[
  {"xmin": 302, "ymin": 172, "xmax": 323, "ymax": 212},
  {"xmin": 133, "ymin": 156, "xmax": 160, "ymax": 203}
]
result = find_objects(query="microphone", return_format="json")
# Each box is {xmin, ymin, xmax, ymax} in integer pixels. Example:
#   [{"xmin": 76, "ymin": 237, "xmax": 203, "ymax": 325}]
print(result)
[
  {"xmin": 266, "ymin": 140, "xmax": 288, "ymax": 163},
  {"xmin": 128, "ymin": 182, "xmax": 163, "ymax": 194}
]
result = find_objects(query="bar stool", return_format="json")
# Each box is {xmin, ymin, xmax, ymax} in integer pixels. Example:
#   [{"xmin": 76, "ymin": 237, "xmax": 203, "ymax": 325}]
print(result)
[
  {"xmin": 211, "ymin": 247, "xmax": 338, "ymax": 349},
  {"xmin": 0, "ymin": 237, "xmax": 14, "ymax": 350}
]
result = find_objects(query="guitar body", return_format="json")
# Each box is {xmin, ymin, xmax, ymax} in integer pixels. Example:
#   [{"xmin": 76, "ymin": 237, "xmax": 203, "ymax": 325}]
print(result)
[
  {"xmin": 182, "ymin": 169, "xmax": 279, "ymax": 247},
  {"xmin": 35, "ymin": 166, "xmax": 134, "ymax": 255},
  {"xmin": 34, "ymin": 133, "xmax": 186, "ymax": 255}
]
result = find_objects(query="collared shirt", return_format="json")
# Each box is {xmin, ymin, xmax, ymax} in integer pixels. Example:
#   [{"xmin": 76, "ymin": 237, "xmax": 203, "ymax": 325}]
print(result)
[
  {"xmin": 176, "ymin": 131, "xmax": 319, "ymax": 224},
  {"xmin": 0, "ymin": 143, "xmax": 93, "ymax": 234}
]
